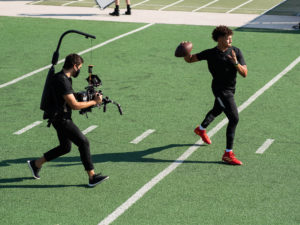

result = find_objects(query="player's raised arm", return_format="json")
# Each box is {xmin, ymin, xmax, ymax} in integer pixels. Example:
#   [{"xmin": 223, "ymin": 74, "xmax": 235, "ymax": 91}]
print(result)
[
  {"xmin": 235, "ymin": 63, "xmax": 248, "ymax": 78},
  {"xmin": 228, "ymin": 49, "xmax": 248, "ymax": 77}
]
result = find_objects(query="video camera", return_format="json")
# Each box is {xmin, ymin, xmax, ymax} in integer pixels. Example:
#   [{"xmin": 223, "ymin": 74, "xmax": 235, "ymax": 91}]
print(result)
[{"xmin": 75, "ymin": 65, "xmax": 123, "ymax": 117}]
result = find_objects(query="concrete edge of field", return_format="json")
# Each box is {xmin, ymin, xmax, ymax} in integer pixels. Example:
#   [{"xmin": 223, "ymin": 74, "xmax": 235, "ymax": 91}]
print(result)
[
  {"xmin": 0, "ymin": 1, "xmax": 299, "ymax": 29},
  {"xmin": 0, "ymin": 1, "xmax": 265, "ymax": 28}
]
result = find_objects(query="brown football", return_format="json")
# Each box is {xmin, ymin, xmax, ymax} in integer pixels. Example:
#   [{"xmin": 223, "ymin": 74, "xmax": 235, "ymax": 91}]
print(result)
[{"xmin": 174, "ymin": 42, "xmax": 193, "ymax": 57}]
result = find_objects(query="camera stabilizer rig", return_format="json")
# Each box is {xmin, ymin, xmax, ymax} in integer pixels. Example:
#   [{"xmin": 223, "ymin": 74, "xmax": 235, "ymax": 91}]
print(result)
[
  {"xmin": 76, "ymin": 65, "xmax": 123, "ymax": 117},
  {"xmin": 40, "ymin": 29, "xmax": 122, "ymax": 123}
]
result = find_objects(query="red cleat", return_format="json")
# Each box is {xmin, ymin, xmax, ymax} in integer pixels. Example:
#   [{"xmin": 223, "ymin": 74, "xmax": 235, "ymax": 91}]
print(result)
[
  {"xmin": 222, "ymin": 151, "xmax": 243, "ymax": 165},
  {"xmin": 194, "ymin": 127, "xmax": 211, "ymax": 144}
]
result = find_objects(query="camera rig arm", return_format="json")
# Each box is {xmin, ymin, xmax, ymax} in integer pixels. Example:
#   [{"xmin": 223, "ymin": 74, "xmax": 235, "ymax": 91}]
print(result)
[
  {"xmin": 51, "ymin": 30, "xmax": 96, "ymax": 66},
  {"xmin": 41, "ymin": 30, "xmax": 96, "ymax": 115}
]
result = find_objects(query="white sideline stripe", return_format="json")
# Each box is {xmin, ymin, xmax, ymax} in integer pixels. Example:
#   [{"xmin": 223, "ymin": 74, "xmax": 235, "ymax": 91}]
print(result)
[
  {"xmin": 256, "ymin": 139, "xmax": 274, "ymax": 154},
  {"xmin": 192, "ymin": 0, "xmax": 219, "ymax": 12},
  {"xmin": 13, "ymin": 121, "xmax": 43, "ymax": 135},
  {"xmin": 237, "ymin": 56, "xmax": 300, "ymax": 113},
  {"xmin": 130, "ymin": 129, "xmax": 155, "ymax": 144},
  {"xmin": 82, "ymin": 125, "xmax": 98, "ymax": 135},
  {"xmin": 158, "ymin": 0, "xmax": 184, "ymax": 11},
  {"xmin": 132, "ymin": 0, "xmax": 150, "ymax": 8},
  {"xmin": 98, "ymin": 141, "xmax": 202, "ymax": 225},
  {"xmin": 0, "ymin": 23, "xmax": 154, "ymax": 89},
  {"xmin": 98, "ymin": 55, "xmax": 300, "ymax": 225},
  {"xmin": 226, "ymin": 0, "xmax": 253, "ymax": 13},
  {"xmin": 77, "ymin": 23, "xmax": 154, "ymax": 56}
]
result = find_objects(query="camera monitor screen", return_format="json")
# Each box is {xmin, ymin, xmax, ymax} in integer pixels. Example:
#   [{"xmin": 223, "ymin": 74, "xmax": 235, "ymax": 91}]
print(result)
[{"xmin": 94, "ymin": 0, "xmax": 115, "ymax": 9}]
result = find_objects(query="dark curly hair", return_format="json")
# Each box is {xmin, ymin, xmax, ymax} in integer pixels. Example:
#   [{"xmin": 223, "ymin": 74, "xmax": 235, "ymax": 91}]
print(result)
[
  {"xmin": 63, "ymin": 53, "xmax": 84, "ymax": 70},
  {"xmin": 212, "ymin": 25, "xmax": 233, "ymax": 42}
]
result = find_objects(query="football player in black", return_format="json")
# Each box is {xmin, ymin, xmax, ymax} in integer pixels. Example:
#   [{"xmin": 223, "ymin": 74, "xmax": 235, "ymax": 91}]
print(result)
[{"xmin": 184, "ymin": 25, "xmax": 248, "ymax": 165}]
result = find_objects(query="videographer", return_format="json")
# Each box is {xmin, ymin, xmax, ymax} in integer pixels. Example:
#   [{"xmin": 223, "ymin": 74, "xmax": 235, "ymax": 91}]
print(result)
[{"xmin": 27, "ymin": 53, "xmax": 109, "ymax": 187}]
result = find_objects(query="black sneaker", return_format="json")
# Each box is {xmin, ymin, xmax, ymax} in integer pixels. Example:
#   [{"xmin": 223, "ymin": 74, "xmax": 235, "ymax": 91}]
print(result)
[
  {"xmin": 88, "ymin": 173, "xmax": 109, "ymax": 187},
  {"xmin": 27, "ymin": 160, "xmax": 40, "ymax": 179},
  {"xmin": 124, "ymin": 10, "xmax": 131, "ymax": 15},
  {"xmin": 109, "ymin": 10, "xmax": 120, "ymax": 16}
]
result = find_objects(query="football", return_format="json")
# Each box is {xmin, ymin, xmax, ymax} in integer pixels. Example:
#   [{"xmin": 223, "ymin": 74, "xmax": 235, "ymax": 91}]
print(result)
[{"xmin": 174, "ymin": 41, "xmax": 193, "ymax": 57}]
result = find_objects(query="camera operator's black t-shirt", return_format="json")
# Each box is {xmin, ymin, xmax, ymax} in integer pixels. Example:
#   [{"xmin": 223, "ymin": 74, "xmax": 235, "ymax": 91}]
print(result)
[
  {"xmin": 52, "ymin": 70, "xmax": 74, "ymax": 119},
  {"xmin": 196, "ymin": 46, "xmax": 246, "ymax": 91}
]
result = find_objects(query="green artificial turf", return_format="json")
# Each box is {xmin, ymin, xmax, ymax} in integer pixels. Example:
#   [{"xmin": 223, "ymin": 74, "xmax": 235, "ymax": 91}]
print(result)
[{"xmin": 0, "ymin": 16, "xmax": 299, "ymax": 225}]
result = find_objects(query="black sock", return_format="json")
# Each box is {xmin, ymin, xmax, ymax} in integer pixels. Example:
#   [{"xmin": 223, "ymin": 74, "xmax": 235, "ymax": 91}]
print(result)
[
  {"xmin": 127, "ymin": 4, "xmax": 131, "ymax": 10},
  {"xmin": 115, "ymin": 5, "xmax": 119, "ymax": 11}
]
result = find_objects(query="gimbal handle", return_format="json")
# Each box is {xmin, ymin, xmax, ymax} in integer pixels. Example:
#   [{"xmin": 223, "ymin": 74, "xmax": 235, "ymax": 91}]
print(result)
[{"xmin": 102, "ymin": 97, "xmax": 123, "ymax": 115}]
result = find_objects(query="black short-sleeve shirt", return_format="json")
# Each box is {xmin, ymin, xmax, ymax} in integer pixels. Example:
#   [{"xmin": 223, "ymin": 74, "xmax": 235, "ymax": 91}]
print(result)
[
  {"xmin": 52, "ymin": 70, "xmax": 74, "ymax": 118},
  {"xmin": 196, "ymin": 46, "xmax": 246, "ymax": 91}
]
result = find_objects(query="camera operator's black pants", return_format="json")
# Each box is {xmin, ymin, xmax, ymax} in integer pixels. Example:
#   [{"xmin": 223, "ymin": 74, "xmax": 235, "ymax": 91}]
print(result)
[
  {"xmin": 200, "ymin": 89, "xmax": 239, "ymax": 150},
  {"xmin": 43, "ymin": 118, "xmax": 94, "ymax": 171}
]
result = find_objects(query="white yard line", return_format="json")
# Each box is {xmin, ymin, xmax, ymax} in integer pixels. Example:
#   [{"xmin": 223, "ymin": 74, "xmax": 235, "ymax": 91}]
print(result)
[
  {"xmin": 28, "ymin": 0, "xmax": 44, "ymax": 5},
  {"xmin": 14, "ymin": 123, "xmax": 97, "ymax": 135},
  {"xmin": 158, "ymin": 0, "xmax": 184, "ymax": 11},
  {"xmin": 82, "ymin": 125, "xmax": 98, "ymax": 135},
  {"xmin": 226, "ymin": 0, "xmax": 253, "ymax": 14},
  {"xmin": 0, "ymin": 64, "xmax": 52, "ymax": 89},
  {"xmin": 130, "ymin": 129, "xmax": 155, "ymax": 144},
  {"xmin": 256, "ymin": 139, "xmax": 275, "ymax": 154},
  {"xmin": 98, "ymin": 55, "xmax": 300, "ymax": 225},
  {"xmin": 192, "ymin": 0, "xmax": 218, "ymax": 12},
  {"xmin": 132, "ymin": 0, "xmax": 150, "ymax": 8},
  {"xmin": 62, "ymin": 0, "xmax": 83, "ymax": 7},
  {"xmin": 13, "ymin": 121, "xmax": 43, "ymax": 135},
  {"xmin": 0, "ymin": 23, "xmax": 154, "ymax": 89}
]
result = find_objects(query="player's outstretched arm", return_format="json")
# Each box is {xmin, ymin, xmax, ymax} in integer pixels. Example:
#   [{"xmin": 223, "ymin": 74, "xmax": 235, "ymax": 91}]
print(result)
[{"xmin": 184, "ymin": 54, "xmax": 199, "ymax": 63}]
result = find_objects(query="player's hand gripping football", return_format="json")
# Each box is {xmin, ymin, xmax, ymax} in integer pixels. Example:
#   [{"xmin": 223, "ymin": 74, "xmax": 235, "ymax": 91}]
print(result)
[{"xmin": 175, "ymin": 41, "xmax": 193, "ymax": 57}]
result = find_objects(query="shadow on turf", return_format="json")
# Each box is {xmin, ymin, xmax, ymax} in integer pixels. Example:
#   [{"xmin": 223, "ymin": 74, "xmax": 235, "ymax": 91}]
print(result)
[
  {"xmin": 0, "ymin": 144, "xmax": 229, "ymax": 188},
  {"xmin": 0, "ymin": 177, "xmax": 86, "ymax": 189},
  {"xmin": 56, "ymin": 143, "xmax": 224, "ymax": 166},
  {"xmin": 0, "ymin": 144, "xmax": 224, "ymax": 168}
]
